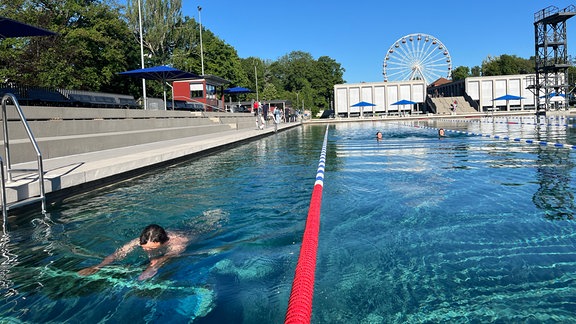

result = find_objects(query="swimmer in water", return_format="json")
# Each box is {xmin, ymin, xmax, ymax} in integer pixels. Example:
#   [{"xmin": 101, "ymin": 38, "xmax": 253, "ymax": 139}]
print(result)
[
  {"xmin": 438, "ymin": 128, "xmax": 446, "ymax": 137},
  {"xmin": 78, "ymin": 224, "xmax": 189, "ymax": 280},
  {"xmin": 376, "ymin": 131, "xmax": 383, "ymax": 140}
]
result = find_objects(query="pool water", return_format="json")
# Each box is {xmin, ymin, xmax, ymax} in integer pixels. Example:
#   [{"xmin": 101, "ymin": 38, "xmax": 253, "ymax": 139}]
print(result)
[{"xmin": 1, "ymin": 117, "xmax": 576, "ymax": 323}]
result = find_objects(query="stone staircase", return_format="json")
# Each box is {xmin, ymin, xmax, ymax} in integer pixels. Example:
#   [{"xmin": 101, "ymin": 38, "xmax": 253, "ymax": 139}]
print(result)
[
  {"xmin": 1, "ymin": 105, "xmax": 258, "ymax": 164},
  {"xmin": 430, "ymin": 96, "xmax": 478, "ymax": 115}
]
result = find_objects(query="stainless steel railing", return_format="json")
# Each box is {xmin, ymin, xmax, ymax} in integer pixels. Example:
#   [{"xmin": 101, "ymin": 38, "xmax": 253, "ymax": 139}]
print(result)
[{"xmin": 0, "ymin": 93, "xmax": 46, "ymax": 227}]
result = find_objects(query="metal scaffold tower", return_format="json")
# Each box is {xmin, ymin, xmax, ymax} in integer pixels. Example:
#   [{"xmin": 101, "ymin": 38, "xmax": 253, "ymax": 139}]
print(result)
[{"xmin": 533, "ymin": 5, "xmax": 576, "ymax": 116}]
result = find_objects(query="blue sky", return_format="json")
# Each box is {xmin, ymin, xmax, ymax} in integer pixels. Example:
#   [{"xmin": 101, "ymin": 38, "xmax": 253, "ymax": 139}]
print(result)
[{"xmin": 186, "ymin": 1, "xmax": 576, "ymax": 84}]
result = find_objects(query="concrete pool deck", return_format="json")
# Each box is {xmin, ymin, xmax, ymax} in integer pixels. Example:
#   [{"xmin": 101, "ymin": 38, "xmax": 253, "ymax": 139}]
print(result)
[{"xmin": 5, "ymin": 122, "xmax": 300, "ymax": 210}]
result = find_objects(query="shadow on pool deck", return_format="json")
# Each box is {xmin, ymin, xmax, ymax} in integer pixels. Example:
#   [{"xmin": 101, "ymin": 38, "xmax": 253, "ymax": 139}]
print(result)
[{"xmin": 6, "ymin": 122, "xmax": 300, "ymax": 211}]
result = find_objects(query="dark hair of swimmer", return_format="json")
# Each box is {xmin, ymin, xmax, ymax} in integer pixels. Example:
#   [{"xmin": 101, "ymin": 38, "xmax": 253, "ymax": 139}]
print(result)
[{"xmin": 139, "ymin": 224, "xmax": 169, "ymax": 245}]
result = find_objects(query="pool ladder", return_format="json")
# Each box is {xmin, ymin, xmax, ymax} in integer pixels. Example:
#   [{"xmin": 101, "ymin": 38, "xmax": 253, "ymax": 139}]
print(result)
[{"xmin": 0, "ymin": 93, "xmax": 46, "ymax": 227}]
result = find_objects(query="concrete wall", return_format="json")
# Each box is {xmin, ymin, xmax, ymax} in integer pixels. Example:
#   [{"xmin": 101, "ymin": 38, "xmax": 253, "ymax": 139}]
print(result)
[{"xmin": 1, "ymin": 106, "xmax": 257, "ymax": 163}]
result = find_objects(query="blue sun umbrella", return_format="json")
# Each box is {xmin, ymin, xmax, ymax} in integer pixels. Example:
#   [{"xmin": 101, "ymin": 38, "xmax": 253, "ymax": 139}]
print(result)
[
  {"xmin": 351, "ymin": 101, "xmax": 376, "ymax": 117},
  {"xmin": 494, "ymin": 94, "xmax": 524, "ymax": 101},
  {"xmin": 539, "ymin": 92, "xmax": 566, "ymax": 102},
  {"xmin": 224, "ymin": 87, "xmax": 254, "ymax": 111},
  {"xmin": 493, "ymin": 94, "xmax": 524, "ymax": 112},
  {"xmin": 391, "ymin": 99, "xmax": 417, "ymax": 105},
  {"xmin": 224, "ymin": 86, "xmax": 253, "ymax": 94},
  {"xmin": 0, "ymin": 16, "xmax": 56, "ymax": 39},
  {"xmin": 391, "ymin": 99, "xmax": 417, "ymax": 113}
]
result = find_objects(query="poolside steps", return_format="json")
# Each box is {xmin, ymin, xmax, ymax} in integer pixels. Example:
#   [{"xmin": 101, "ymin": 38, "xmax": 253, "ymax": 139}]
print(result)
[
  {"xmin": 2, "ymin": 121, "xmax": 299, "ymax": 209},
  {"xmin": 0, "ymin": 106, "xmax": 258, "ymax": 164},
  {"xmin": 430, "ymin": 96, "xmax": 478, "ymax": 114},
  {"xmin": 0, "ymin": 104, "xmax": 300, "ymax": 210}
]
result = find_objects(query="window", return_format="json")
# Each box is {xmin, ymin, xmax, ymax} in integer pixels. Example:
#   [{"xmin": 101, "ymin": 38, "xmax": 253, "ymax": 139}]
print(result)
[
  {"xmin": 190, "ymin": 84, "xmax": 204, "ymax": 98},
  {"xmin": 206, "ymin": 84, "xmax": 216, "ymax": 99}
]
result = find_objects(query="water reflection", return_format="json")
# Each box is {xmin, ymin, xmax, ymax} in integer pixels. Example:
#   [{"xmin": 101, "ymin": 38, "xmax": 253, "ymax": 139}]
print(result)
[
  {"xmin": 532, "ymin": 144, "xmax": 575, "ymax": 220},
  {"xmin": 0, "ymin": 233, "xmax": 17, "ymax": 297}
]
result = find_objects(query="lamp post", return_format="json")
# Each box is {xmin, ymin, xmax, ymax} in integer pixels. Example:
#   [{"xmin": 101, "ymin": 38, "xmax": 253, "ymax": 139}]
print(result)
[
  {"xmin": 198, "ymin": 6, "xmax": 204, "ymax": 75},
  {"xmin": 296, "ymin": 92, "xmax": 299, "ymax": 111},
  {"xmin": 137, "ymin": 0, "xmax": 147, "ymax": 109}
]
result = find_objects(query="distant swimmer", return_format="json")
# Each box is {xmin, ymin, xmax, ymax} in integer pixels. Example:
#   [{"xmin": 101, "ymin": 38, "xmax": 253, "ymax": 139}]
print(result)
[
  {"xmin": 78, "ymin": 224, "xmax": 189, "ymax": 280},
  {"xmin": 438, "ymin": 128, "xmax": 446, "ymax": 137},
  {"xmin": 376, "ymin": 131, "xmax": 383, "ymax": 140}
]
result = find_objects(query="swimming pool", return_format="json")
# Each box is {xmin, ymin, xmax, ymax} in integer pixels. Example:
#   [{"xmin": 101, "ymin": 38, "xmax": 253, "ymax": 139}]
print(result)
[{"xmin": 1, "ymin": 117, "xmax": 576, "ymax": 323}]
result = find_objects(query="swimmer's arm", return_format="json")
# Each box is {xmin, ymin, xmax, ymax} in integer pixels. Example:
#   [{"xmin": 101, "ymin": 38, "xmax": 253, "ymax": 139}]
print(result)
[{"xmin": 78, "ymin": 239, "xmax": 139, "ymax": 276}]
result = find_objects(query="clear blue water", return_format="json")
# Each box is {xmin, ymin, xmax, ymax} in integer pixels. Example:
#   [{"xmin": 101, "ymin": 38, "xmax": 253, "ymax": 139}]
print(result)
[{"xmin": 2, "ymin": 116, "xmax": 576, "ymax": 323}]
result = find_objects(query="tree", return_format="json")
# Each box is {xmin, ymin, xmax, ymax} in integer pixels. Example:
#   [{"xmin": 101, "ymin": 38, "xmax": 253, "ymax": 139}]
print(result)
[
  {"xmin": 482, "ymin": 54, "xmax": 534, "ymax": 76},
  {"xmin": 267, "ymin": 51, "xmax": 344, "ymax": 116},
  {"xmin": 199, "ymin": 29, "xmax": 247, "ymax": 86},
  {"xmin": 313, "ymin": 56, "xmax": 345, "ymax": 109},
  {"xmin": 0, "ymin": 0, "xmax": 138, "ymax": 92},
  {"xmin": 471, "ymin": 66, "xmax": 482, "ymax": 77},
  {"xmin": 125, "ymin": 0, "xmax": 183, "ymax": 66},
  {"xmin": 261, "ymin": 83, "xmax": 279, "ymax": 102},
  {"xmin": 0, "ymin": 0, "xmax": 347, "ymax": 112},
  {"xmin": 451, "ymin": 66, "xmax": 470, "ymax": 81}
]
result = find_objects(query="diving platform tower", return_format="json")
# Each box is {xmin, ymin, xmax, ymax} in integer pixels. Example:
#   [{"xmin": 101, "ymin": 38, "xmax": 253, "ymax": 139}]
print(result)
[{"xmin": 533, "ymin": 5, "xmax": 576, "ymax": 116}]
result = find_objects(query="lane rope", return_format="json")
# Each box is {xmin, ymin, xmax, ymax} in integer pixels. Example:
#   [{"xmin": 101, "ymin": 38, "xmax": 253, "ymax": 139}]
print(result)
[
  {"xmin": 285, "ymin": 125, "xmax": 328, "ymax": 324},
  {"xmin": 412, "ymin": 124, "xmax": 576, "ymax": 149}
]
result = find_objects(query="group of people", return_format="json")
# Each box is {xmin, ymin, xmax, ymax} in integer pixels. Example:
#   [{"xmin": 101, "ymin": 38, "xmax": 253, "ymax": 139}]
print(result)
[{"xmin": 254, "ymin": 101, "xmax": 283, "ymax": 130}]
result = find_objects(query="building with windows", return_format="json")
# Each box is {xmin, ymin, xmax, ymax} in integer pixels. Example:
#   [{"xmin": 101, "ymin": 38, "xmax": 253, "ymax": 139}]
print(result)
[
  {"xmin": 334, "ymin": 80, "xmax": 426, "ymax": 117},
  {"xmin": 173, "ymin": 75, "xmax": 230, "ymax": 111},
  {"xmin": 334, "ymin": 73, "xmax": 567, "ymax": 117}
]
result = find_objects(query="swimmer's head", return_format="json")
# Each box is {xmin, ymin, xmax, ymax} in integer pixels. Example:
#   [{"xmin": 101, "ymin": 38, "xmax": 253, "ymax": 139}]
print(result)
[{"xmin": 139, "ymin": 224, "xmax": 169, "ymax": 247}]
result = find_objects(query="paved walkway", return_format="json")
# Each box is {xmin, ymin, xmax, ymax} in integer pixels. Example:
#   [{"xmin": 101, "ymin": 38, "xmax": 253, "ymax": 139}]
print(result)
[{"xmin": 6, "ymin": 122, "xmax": 300, "ymax": 209}]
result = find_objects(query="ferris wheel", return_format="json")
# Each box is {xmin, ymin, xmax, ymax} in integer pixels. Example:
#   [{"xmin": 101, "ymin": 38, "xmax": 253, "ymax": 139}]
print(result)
[{"xmin": 382, "ymin": 33, "xmax": 452, "ymax": 85}]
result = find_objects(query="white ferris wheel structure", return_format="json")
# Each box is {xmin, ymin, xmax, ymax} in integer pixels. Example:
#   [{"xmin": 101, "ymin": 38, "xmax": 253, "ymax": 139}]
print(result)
[{"xmin": 382, "ymin": 33, "xmax": 452, "ymax": 85}]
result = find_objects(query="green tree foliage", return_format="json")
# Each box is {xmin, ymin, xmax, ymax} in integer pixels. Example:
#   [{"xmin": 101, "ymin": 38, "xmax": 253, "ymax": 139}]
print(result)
[
  {"xmin": 0, "ymin": 0, "xmax": 138, "ymax": 92},
  {"xmin": 471, "ymin": 66, "xmax": 482, "ymax": 77},
  {"xmin": 451, "ymin": 66, "xmax": 470, "ymax": 81},
  {"xmin": 200, "ymin": 30, "xmax": 247, "ymax": 86},
  {"xmin": 125, "ymin": 0, "xmax": 183, "ymax": 66},
  {"xmin": 265, "ymin": 51, "xmax": 344, "ymax": 116},
  {"xmin": 481, "ymin": 54, "xmax": 534, "ymax": 76},
  {"xmin": 124, "ymin": 2, "xmax": 248, "ymax": 97},
  {"xmin": 261, "ymin": 83, "xmax": 279, "ymax": 102}
]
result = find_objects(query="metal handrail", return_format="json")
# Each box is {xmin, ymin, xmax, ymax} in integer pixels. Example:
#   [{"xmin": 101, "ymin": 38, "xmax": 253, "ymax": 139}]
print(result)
[
  {"xmin": 1, "ymin": 93, "xmax": 46, "ymax": 215},
  {"xmin": 0, "ymin": 156, "xmax": 6, "ymax": 232}
]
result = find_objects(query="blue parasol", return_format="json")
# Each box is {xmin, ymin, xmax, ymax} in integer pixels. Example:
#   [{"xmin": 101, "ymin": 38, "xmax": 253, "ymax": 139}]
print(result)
[
  {"xmin": 494, "ymin": 94, "xmax": 524, "ymax": 101},
  {"xmin": 391, "ymin": 99, "xmax": 417, "ymax": 105},
  {"xmin": 0, "ymin": 16, "xmax": 56, "ymax": 39},
  {"xmin": 224, "ymin": 86, "xmax": 253, "ymax": 94},
  {"xmin": 351, "ymin": 101, "xmax": 376, "ymax": 117},
  {"xmin": 224, "ymin": 87, "xmax": 254, "ymax": 112}
]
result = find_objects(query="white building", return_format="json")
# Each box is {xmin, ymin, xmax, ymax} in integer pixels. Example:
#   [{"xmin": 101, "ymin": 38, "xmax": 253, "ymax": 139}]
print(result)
[
  {"xmin": 465, "ymin": 74, "xmax": 536, "ymax": 111},
  {"xmin": 334, "ymin": 80, "xmax": 426, "ymax": 117},
  {"xmin": 334, "ymin": 74, "xmax": 567, "ymax": 116}
]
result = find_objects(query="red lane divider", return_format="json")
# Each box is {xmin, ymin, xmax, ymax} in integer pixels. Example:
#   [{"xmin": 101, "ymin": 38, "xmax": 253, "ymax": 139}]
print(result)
[{"xmin": 285, "ymin": 125, "xmax": 328, "ymax": 324}]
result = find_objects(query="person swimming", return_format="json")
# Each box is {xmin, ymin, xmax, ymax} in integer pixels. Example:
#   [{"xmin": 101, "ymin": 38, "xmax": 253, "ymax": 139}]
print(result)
[
  {"xmin": 78, "ymin": 224, "xmax": 189, "ymax": 280},
  {"xmin": 438, "ymin": 128, "xmax": 446, "ymax": 137},
  {"xmin": 376, "ymin": 131, "xmax": 383, "ymax": 140}
]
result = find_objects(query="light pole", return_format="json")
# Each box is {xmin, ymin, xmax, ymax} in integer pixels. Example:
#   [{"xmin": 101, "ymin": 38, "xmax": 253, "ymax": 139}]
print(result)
[
  {"xmin": 296, "ymin": 92, "xmax": 299, "ymax": 111},
  {"xmin": 137, "ymin": 0, "xmax": 147, "ymax": 109},
  {"xmin": 198, "ymin": 6, "xmax": 204, "ymax": 75}
]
